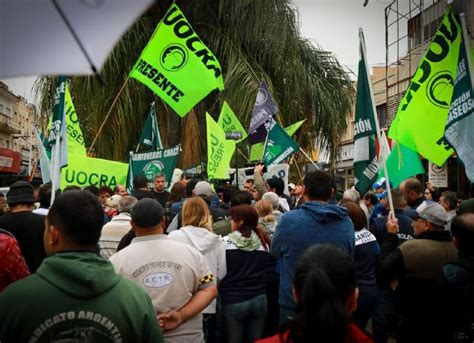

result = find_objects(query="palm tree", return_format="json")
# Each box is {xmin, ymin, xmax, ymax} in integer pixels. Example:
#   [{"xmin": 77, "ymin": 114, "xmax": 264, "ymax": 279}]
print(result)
[{"xmin": 35, "ymin": 0, "xmax": 353, "ymax": 171}]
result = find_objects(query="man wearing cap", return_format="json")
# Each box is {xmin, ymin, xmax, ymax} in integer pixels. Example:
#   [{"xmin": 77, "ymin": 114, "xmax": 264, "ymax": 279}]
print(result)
[
  {"xmin": 378, "ymin": 201, "xmax": 458, "ymax": 343},
  {"xmin": 110, "ymin": 199, "xmax": 217, "ymax": 343},
  {"xmin": 0, "ymin": 181, "xmax": 46, "ymax": 273}
]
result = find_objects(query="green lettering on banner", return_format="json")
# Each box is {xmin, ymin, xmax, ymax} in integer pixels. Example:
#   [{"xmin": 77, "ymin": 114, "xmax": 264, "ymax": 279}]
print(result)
[
  {"xmin": 61, "ymin": 154, "xmax": 128, "ymax": 188},
  {"xmin": 206, "ymin": 112, "xmax": 235, "ymax": 179},
  {"xmin": 129, "ymin": 3, "xmax": 224, "ymax": 117}
]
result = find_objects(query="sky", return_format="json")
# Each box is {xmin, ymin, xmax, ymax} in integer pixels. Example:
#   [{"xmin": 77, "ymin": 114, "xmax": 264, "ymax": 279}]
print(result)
[{"xmin": 1, "ymin": 0, "xmax": 403, "ymax": 104}]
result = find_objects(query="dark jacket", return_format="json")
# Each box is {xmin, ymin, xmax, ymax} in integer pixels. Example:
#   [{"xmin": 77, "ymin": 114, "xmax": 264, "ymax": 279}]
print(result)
[
  {"xmin": 0, "ymin": 252, "xmax": 163, "ymax": 342},
  {"xmin": 378, "ymin": 230, "xmax": 458, "ymax": 342},
  {"xmin": 0, "ymin": 211, "xmax": 46, "ymax": 273},
  {"xmin": 370, "ymin": 209, "xmax": 414, "ymax": 246},
  {"xmin": 436, "ymin": 255, "xmax": 474, "ymax": 342}
]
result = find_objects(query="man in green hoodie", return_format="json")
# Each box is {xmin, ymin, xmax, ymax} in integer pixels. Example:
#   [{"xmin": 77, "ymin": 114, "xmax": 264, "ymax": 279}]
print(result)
[{"xmin": 0, "ymin": 190, "xmax": 163, "ymax": 343}]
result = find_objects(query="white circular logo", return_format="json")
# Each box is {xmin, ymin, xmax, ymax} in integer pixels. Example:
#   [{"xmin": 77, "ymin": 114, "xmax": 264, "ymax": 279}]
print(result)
[{"xmin": 143, "ymin": 272, "xmax": 174, "ymax": 288}]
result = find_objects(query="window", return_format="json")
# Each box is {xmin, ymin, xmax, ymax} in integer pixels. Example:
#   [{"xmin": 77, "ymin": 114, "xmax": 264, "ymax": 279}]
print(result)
[
  {"xmin": 0, "ymin": 104, "xmax": 3, "ymax": 113},
  {"xmin": 5, "ymin": 107, "xmax": 11, "ymax": 116},
  {"xmin": 5, "ymin": 140, "xmax": 9, "ymax": 149},
  {"xmin": 376, "ymin": 104, "xmax": 387, "ymax": 128}
]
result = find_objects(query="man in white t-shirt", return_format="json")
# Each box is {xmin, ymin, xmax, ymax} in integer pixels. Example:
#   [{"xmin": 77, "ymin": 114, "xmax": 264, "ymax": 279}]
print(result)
[{"xmin": 110, "ymin": 198, "xmax": 217, "ymax": 343}]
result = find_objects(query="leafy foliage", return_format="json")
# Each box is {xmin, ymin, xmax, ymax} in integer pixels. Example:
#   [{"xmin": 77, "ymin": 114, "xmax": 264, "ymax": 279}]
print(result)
[{"xmin": 35, "ymin": 0, "xmax": 353, "ymax": 168}]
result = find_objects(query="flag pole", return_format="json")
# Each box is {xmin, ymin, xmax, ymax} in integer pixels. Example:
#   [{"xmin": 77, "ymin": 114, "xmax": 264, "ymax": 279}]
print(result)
[
  {"xmin": 460, "ymin": 14, "xmax": 474, "ymax": 86},
  {"xmin": 298, "ymin": 147, "xmax": 320, "ymax": 170},
  {"xmin": 360, "ymin": 28, "xmax": 395, "ymax": 218},
  {"xmin": 50, "ymin": 131, "xmax": 61, "ymax": 206}
]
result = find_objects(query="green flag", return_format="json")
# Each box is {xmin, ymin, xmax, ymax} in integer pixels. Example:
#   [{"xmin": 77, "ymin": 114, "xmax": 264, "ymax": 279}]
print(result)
[
  {"xmin": 49, "ymin": 76, "xmax": 68, "ymax": 192},
  {"xmin": 207, "ymin": 112, "xmax": 235, "ymax": 179},
  {"xmin": 248, "ymin": 120, "xmax": 305, "ymax": 162},
  {"xmin": 249, "ymin": 143, "xmax": 265, "ymax": 161},
  {"xmin": 354, "ymin": 30, "xmax": 380, "ymax": 195},
  {"xmin": 61, "ymin": 154, "xmax": 128, "ymax": 189},
  {"xmin": 129, "ymin": 145, "xmax": 181, "ymax": 188},
  {"xmin": 64, "ymin": 85, "xmax": 86, "ymax": 156},
  {"xmin": 380, "ymin": 143, "xmax": 425, "ymax": 188},
  {"xmin": 130, "ymin": 3, "xmax": 224, "ymax": 117},
  {"xmin": 388, "ymin": 9, "xmax": 461, "ymax": 166},
  {"xmin": 263, "ymin": 120, "xmax": 299, "ymax": 167},
  {"xmin": 284, "ymin": 119, "xmax": 306, "ymax": 137},
  {"xmin": 217, "ymin": 101, "xmax": 248, "ymax": 143},
  {"xmin": 138, "ymin": 103, "xmax": 163, "ymax": 150}
]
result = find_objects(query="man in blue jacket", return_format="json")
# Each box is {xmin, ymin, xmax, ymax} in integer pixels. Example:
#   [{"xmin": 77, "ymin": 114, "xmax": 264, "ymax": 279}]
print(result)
[{"xmin": 271, "ymin": 170, "xmax": 355, "ymax": 324}]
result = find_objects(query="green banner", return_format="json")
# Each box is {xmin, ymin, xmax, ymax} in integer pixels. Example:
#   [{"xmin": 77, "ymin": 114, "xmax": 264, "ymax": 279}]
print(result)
[
  {"xmin": 263, "ymin": 120, "xmax": 299, "ymax": 167},
  {"xmin": 388, "ymin": 9, "xmax": 461, "ymax": 166},
  {"xmin": 61, "ymin": 154, "xmax": 128, "ymax": 189},
  {"xmin": 207, "ymin": 112, "xmax": 235, "ymax": 179},
  {"xmin": 130, "ymin": 145, "xmax": 181, "ymax": 188},
  {"xmin": 379, "ymin": 143, "xmax": 425, "ymax": 189},
  {"xmin": 354, "ymin": 30, "xmax": 379, "ymax": 195},
  {"xmin": 217, "ymin": 101, "xmax": 248, "ymax": 142},
  {"xmin": 130, "ymin": 3, "xmax": 224, "ymax": 117},
  {"xmin": 138, "ymin": 103, "xmax": 163, "ymax": 150}
]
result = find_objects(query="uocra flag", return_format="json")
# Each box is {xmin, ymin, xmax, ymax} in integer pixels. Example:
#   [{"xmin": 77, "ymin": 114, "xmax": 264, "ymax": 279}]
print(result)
[
  {"xmin": 248, "ymin": 80, "xmax": 278, "ymax": 144},
  {"xmin": 354, "ymin": 30, "xmax": 379, "ymax": 195},
  {"xmin": 388, "ymin": 9, "xmax": 461, "ymax": 166},
  {"xmin": 444, "ymin": 33, "xmax": 474, "ymax": 181},
  {"xmin": 130, "ymin": 3, "xmax": 224, "ymax": 117}
]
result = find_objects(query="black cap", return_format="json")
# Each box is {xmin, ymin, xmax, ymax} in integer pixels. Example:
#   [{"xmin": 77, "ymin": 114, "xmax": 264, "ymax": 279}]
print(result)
[
  {"xmin": 7, "ymin": 181, "xmax": 36, "ymax": 205},
  {"xmin": 131, "ymin": 198, "xmax": 164, "ymax": 228}
]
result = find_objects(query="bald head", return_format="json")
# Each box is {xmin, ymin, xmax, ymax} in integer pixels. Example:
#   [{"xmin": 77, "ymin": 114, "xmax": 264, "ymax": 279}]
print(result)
[{"xmin": 451, "ymin": 213, "xmax": 474, "ymax": 256}]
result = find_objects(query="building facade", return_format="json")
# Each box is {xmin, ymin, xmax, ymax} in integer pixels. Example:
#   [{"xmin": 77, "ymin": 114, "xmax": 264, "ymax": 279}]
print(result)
[{"xmin": 0, "ymin": 82, "xmax": 37, "ymax": 183}]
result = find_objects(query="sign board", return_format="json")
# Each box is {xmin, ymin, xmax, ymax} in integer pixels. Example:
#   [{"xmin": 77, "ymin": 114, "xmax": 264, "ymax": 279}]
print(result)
[
  {"xmin": 428, "ymin": 162, "xmax": 448, "ymax": 188},
  {"xmin": 0, "ymin": 148, "xmax": 21, "ymax": 173}
]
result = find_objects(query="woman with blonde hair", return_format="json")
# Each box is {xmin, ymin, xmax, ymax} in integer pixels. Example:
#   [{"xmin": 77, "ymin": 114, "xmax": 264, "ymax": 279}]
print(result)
[
  {"xmin": 168, "ymin": 196, "xmax": 226, "ymax": 342},
  {"xmin": 256, "ymin": 199, "xmax": 277, "ymax": 235}
]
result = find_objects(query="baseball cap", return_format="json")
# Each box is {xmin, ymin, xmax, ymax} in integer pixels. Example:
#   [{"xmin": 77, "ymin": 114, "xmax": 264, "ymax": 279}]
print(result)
[
  {"xmin": 288, "ymin": 183, "xmax": 296, "ymax": 191},
  {"xmin": 373, "ymin": 177, "xmax": 386, "ymax": 189},
  {"xmin": 131, "ymin": 198, "xmax": 164, "ymax": 228},
  {"xmin": 194, "ymin": 181, "xmax": 213, "ymax": 197},
  {"xmin": 415, "ymin": 201, "xmax": 448, "ymax": 226},
  {"xmin": 7, "ymin": 181, "xmax": 36, "ymax": 205}
]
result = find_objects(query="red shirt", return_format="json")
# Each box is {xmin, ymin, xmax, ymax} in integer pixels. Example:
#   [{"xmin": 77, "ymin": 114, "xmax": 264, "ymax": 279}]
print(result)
[
  {"xmin": 256, "ymin": 324, "xmax": 374, "ymax": 343},
  {"xmin": 0, "ymin": 232, "xmax": 30, "ymax": 292}
]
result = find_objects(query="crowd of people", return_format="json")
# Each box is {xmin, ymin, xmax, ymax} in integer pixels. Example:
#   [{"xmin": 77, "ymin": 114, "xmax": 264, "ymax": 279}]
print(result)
[{"xmin": 0, "ymin": 167, "xmax": 473, "ymax": 343}]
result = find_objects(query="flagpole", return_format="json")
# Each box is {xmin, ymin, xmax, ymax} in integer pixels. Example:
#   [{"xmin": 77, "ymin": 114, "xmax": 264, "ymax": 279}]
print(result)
[
  {"xmin": 460, "ymin": 14, "xmax": 474, "ymax": 86},
  {"xmin": 50, "ymin": 132, "xmax": 61, "ymax": 206},
  {"xmin": 360, "ymin": 28, "xmax": 395, "ymax": 219},
  {"xmin": 299, "ymin": 147, "xmax": 320, "ymax": 170}
]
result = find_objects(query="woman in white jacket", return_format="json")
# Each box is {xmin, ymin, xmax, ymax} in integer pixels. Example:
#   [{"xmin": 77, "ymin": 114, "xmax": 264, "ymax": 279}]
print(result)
[{"xmin": 168, "ymin": 196, "xmax": 226, "ymax": 343}]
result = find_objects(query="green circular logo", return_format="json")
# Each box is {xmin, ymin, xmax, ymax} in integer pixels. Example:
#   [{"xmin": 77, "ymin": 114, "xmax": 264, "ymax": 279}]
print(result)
[
  {"xmin": 426, "ymin": 71, "xmax": 453, "ymax": 109},
  {"xmin": 160, "ymin": 44, "xmax": 188, "ymax": 72}
]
